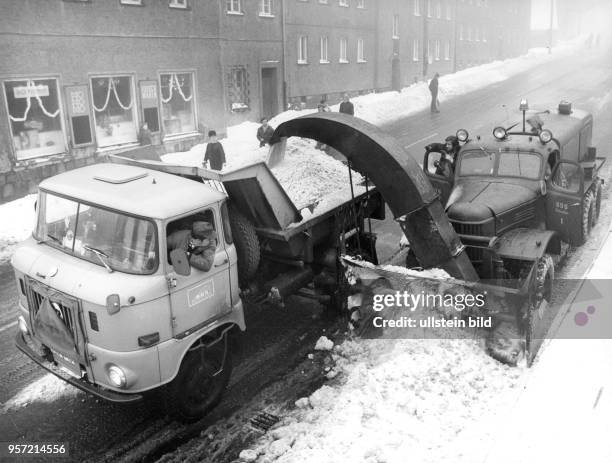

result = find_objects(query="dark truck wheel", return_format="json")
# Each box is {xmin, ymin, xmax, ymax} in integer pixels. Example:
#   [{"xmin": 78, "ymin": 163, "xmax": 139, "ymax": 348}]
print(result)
[
  {"xmin": 163, "ymin": 341, "xmax": 232, "ymax": 422},
  {"xmin": 228, "ymin": 206, "xmax": 260, "ymax": 287},
  {"xmin": 571, "ymin": 191, "xmax": 595, "ymax": 246},
  {"xmin": 486, "ymin": 254, "xmax": 554, "ymax": 366},
  {"xmin": 594, "ymin": 181, "xmax": 602, "ymax": 224}
]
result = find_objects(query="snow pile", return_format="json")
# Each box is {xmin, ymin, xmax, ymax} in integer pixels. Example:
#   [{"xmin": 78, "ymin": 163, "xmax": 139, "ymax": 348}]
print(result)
[
  {"xmin": 162, "ymin": 124, "xmax": 364, "ymax": 217},
  {"xmin": 314, "ymin": 336, "xmax": 334, "ymax": 351},
  {"xmin": 243, "ymin": 338, "xmax": 523, "ymax": 463},
  {"xmin": 2, "ymin": 373, "xmax": 80, "ymax": 412},
  {"xmin": 0, "ymin": 193, "xmax": 36, "ymax": 264}
]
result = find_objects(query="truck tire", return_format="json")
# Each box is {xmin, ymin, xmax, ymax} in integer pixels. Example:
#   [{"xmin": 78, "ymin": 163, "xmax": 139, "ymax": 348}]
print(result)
[
  {"xmin": 572, "ymin": 191, "xmax": 595, "ymax": 246},
  {"xmin": 162, "ymin": 341, "xmax": 232, "ymax": 423},
  {"xmin": 524, "ymin": 253, "xmax": 554, "ymax": 366},
  {"xmin": 228, "ymin": 207, "xmax": 260, "ymax": 287},
  {"xmin": 594, "ymin": 181, "xmax": 602, "ymax": 224}
]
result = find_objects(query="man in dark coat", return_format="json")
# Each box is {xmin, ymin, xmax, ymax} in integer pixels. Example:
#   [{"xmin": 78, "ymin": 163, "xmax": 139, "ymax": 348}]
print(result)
[
  {"xmin": 167, "ymin": 221, "xmax": 217, "ymax": 272},
  {"xmin": 339, "ymin": 93, "xmax": 355, "ymax": 116},
  {"xmin": 429, "ymin": 73, "xmax": 440, "ymax": 113},
  {"xmin": 257, "ymin": 118, "xmax": 274, "ymax": 147},
  {"xmin": 203, "ymin": 130, "xmax": 226, "ymax": 170}
]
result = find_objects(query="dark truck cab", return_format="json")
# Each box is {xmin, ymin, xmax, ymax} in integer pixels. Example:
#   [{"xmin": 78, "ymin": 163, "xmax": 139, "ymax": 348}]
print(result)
[{"xmin": 423, "ymin": 101, "xmax": 604, "ymax": 281}]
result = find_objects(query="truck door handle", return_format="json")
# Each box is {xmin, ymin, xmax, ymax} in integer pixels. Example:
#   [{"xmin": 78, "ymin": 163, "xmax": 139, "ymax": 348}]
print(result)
[{"xmin": 215, "ymin": 258, "xmax": 228, "ymax": 267}]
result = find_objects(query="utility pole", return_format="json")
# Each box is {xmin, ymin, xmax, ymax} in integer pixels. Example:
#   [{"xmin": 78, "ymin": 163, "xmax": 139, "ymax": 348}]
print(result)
[{"xmin": 548, "ymin": 0, "xmax": 554, "ymax": 54}]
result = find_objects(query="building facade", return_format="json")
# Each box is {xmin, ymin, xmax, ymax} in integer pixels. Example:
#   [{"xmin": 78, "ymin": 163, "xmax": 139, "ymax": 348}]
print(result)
[{"xmin": 0, "ymin": 0, "xmax": 531, "ymax": 203}]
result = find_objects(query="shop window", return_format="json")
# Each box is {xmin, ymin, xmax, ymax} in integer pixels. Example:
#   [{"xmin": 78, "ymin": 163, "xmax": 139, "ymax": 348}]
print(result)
[
  {"xmin": 66, "ymin": 85, "xmax": 93, "ymax": 147},
  {"xmin": 140, "ymin": 80, "xmax": 160, "ymax": 133},
  {"xmin": 160, "ymin": 73, "xmax": 196, "ymax": 136},
  {"xmin": 4, "ymin": 78, "xmax": 66, "ymax": 160},
  {"xmin": 227, "ymin": 66, "xmax": 250, "ymax": 112},
  {"xmin": 91, "ymin": 75, "xmax": 138, "ymax": 148}
]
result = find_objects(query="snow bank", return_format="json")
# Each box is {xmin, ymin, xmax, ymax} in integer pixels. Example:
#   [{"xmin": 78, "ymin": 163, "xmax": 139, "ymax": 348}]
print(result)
[
  {"xmin": 2, "ymin": 373, "xmax": 80, "ymax": 412},
  {"xmin": 0, "ymin": 193, "xmax": 36, "ymax": 264},
  {"xmin": 243, "ymin": 338, "xmax": 522, "ymax": 463}
]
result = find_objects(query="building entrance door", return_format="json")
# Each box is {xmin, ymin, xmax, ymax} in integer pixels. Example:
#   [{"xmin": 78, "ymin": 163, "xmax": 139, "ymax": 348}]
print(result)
[{"xmin": 261, "ymin": 67, "xmax": 279, "ymax": 119}]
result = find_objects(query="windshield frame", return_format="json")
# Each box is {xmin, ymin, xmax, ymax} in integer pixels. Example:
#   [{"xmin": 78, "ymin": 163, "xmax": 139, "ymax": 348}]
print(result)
[
  {"xmin": 458, "ymin": 149, "xmax": 543, "ymax": 180},
  {"xmin": 34, "ymin": 189, "xmax": 160, "ymax": 275}
]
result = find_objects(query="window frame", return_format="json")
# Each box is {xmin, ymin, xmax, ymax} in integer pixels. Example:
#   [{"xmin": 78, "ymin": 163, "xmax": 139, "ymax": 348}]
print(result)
[
  {"xmin": 320, "ymin": 36, "xmax": 329, "ymax": 63},
  {"xmin": 298, "ymin": 36, "xmax": 309, "ymax": 64},
  {"xmin": 339, "ymin": 37, "xmax": 349, "ymax": 63},
  {"xmin": 259, "ymin": 0, "xmax": 274, "ymax": 16},
  {"xmin": 392, "ymin": 14, "xmax": 399, "ymax": 39},
  {"xmin": 357, "ymin": 38, "xmax": 366, "ymax": 63},
  {"xmin": 414, "ymin": 0, "xmax": 420, "ymax": 16},
  {"xmin": 227, "ymin": 65, "xmax": 250, "ymax": 112},
  {"xmin": 412, "ymin": 39, "xmax": 420, "ymax": 61},
  {"xmin": 339, "ymin": 0, "xmax": 349, "ymax": 6},
  {"xmin": 357, "ymin": 0, "xmax": 365, "ymax": 8},
  {"xmin": 226, "ymin": 0, "xmax": 243, "ymax": 14},
  {"xmin": 158, "ymin": 70, "xmax": 198, "ymax": 138},
  {"xmin": 119, "ymin": 0, "xmax": 143, "ymax": 5},
  {"xmin": 169, "ymin": 0, "xmax": 188, "ymax": 8}
]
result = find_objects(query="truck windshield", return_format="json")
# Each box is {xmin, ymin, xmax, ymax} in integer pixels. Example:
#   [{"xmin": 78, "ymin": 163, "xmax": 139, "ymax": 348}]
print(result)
[
  {"xmin": 458, "ymin": 150, "xmax": 495, "ymax": 176},
  {"xmin": 35, "ymin": 191, "xmax": 158, "ymax": 274},
  {"xmin": 498, "ymin": 151, "xmax": 541, "ymax": 179}
]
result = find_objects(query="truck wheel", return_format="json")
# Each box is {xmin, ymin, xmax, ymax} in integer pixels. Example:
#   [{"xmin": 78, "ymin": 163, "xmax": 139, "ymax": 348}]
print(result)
[
  {"xmin": 573, "ymin": 191, "xmax": 595, "ymax": 246},
  {"xmin": 594, "ymin": 181, "xmax": 602, "ymax": 224},
  {"xmin": 228, "ymin": 207, "xmax": 260, "ymax": 287},
  {"xmin": 163, "ymin": 342, "xmax": 232, "ymax": 423},
  {"xmin": 524, "ymin": 254, "xmax": 554, "ymax": 366}
]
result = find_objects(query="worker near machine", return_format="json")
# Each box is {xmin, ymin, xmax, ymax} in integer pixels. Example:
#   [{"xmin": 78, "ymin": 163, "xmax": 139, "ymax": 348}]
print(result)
[
  {"xmin": 425, "ymin": 135, "xmax": 459, "ymax": 177},
  {"xmin": 257, "ymin": 117, "xmax": 274, "ymax": 147},
  {"xmin": 203, "ymin": 130, "xmax": 226, "ymax": 171},
  {"xmin": 429, "ymin": 73, "xmax": 440, "ymax": 113},
  {"xmin": 339, "ymin": 93, "xmax": 355, "ymax": 116},
  {"xmin": 316, "ymin": 98, "xmax": 331, "ymax": 151},
  {"xmin": 167, "ymin": 221, "xmax": 217, "ymax": 272}
]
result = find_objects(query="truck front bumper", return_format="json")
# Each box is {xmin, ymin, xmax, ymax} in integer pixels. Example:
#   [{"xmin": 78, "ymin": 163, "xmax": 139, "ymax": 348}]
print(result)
[{"xmin": 16, "ymin": 332, "xmax": 142, "ymax": 403}]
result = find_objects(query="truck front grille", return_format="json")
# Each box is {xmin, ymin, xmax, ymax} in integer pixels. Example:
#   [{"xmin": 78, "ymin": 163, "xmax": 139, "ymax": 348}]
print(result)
[
  {"xmin": 452, "ymin": 222, "xmax": 484, "ymax": 236},
  {"xmin": 26, "ymin": 280, "xmax": 78, "ymax": 339}
]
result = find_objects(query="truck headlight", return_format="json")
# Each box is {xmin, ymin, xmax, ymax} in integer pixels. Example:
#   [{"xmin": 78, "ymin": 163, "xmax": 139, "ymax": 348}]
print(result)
[
  {"xmin": 107, "ymin": 365, "xmax": 127, "ymax": 388},
  {"xmin": 18, "ymin": 316, "xmax": 28, "ymax": 335}
]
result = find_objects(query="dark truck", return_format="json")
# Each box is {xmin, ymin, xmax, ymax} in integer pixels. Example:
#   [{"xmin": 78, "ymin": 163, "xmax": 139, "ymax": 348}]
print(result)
[{"xmin": 421, "ymin": 100, "xmax": 605, "ymax": 360}]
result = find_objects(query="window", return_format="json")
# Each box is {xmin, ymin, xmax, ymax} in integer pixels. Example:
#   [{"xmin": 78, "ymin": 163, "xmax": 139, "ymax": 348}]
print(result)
[
  {"xmin": 260, "ymin": 0, "xmax": 273, "ymax": 15},
  {"xmin": 91, "ymin": 75, "xmax": 138, "ymax": 148},
  {"xmin": 227, "ymin": 0, "xmax": 241, "ymax": 14},
  {"xmin": 160, "ymin": 72, "xmax": 196, "ymax": 136},
  {"xmin": 498, "ymin": 152, "xmax": 541, "ymax": 179},
  {"xmin": 298, "ymin": 36, "xmax": 308, "ymax": 63},
  {"xmin": 357, "ymin": 0, "xmax": 365, "ymax": 8},
  {"xmin": 444, "ymin": 40, "xmax": 450, "ymax": 60},
  {"xmin": 4, "ymin": 78, "xmax": 66, "ymax": 160},
  {"xmin": 467, "ymin": 26, "xmax": 472, "ymax": 41},
  {"xmin": 435, "ymin": 39, "xmax": 440, "ymax": 60},
  {"xmin": 319, "ymin": 0, "xmax": 328, "ymax": 3},
  {"xmin": 427, "ymin": 0, "xmax": 432, "ymax": 17},
  {"xmin": 357, "ymin": 38, "xmax": 365, "ymax": 62},
  {"xmin": 166, "ymin": 210, "xmax": 218, "ymax": 270},
  {"xmin": 436, "ymin": 0, "xmax": 441, "ymax": 18},
  {"xmin": 120, "ymin": 0, "xmax": 142, "ymax": 5},
  {"xmin": 427, "ymin": 41, "xmax": 432, "ymax": 64},
  {"xmin": 482, "ymin": 29, "xmax": 487, "ymax": 42},
  {"xmin": 412, "ymin": 39, "xmax": 420, "ymax": 61},
  {"xmin": 320, "ymin": 36, "xmax": 329, "ymax": 63},
  {"xmin": 36, "ymin": 192, "xmax": 158, "ymax": 275},
  {"xmin": 446, "ymin": 1, "xmax": 451, "ymax": 19},
  {"xmin": 414, "ymin": 0, "xmax": 420, "ymax": 16},
  {"xmin": 339, "ymin": 37, "xmax": 348, "ymax": 63},
  {"xmin": 392, "ymin": 14, "xmax": 399, "ymax": 38},
  {"xmin": 169, "ymin": 0, "xmax": 187, "ymax": 8},
  {"xmin": 339, "ymin": 0, "xmax": 348, "ymax": 6},
  {"xmin": 459, "ymin": 24, "xmax": 463, "ymax": 40},
  {"xmin": 227, "ymin": 66, "xmax": 250, "ymax": 111}
]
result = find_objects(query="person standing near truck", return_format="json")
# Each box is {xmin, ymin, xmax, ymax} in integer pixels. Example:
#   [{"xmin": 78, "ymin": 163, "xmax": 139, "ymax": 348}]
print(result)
[
  {"xmin": 429, "ymin": 73, "xmax": 440, "ymax": 113},
  {"xmin": 203, "ymin": 130, "xmax": 226, "ymax": 171},
  {"xmin": 339, "ymin": 93, "xmax": 355, "ymax": 116},
  {"xmin": 257, "ymin": 117, "xmax": 274, "ymax": 147}
]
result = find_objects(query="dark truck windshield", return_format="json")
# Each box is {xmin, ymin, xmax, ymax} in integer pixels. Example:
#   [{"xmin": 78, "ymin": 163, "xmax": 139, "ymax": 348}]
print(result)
[
  {"xmin": 459, "ymin": 150, "xmax": 541, "ymax": 180},
  {"xmin": 34, "ymin": 191, "xmax": 158, "ymax": 274}
]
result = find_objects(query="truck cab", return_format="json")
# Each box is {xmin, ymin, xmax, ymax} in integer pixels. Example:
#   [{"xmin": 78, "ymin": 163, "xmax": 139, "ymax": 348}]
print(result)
[
  {"xmin": 423, "ymin": 101, "xmax": 604, "ymax": 279},
  {"xmin": 13, "ymin": 163, "xmax": 245, "ymax": 419}
]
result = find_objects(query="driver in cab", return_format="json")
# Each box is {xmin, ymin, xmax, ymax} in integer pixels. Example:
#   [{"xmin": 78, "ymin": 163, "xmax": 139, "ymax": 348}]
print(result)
[{"xmin": 167, "ymin": 221, "xmax": 217, "ymax": 272}]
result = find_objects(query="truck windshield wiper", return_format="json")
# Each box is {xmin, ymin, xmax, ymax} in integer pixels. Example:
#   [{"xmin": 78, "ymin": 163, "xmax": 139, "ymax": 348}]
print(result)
[
  {"xmin": 44, "ymin": 233, "xmax": 61, "ymax": 244},
  {"xmin": 83, "ymin": 244, "xmax": 114, "ymax": 273}
]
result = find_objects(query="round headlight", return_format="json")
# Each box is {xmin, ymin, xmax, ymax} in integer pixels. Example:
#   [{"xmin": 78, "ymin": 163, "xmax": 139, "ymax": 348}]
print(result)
[
  {"xmin": 18, "ymin": 315, "xmax": 28, "ymax": 335},
  {"xmin": 108, "ymin": 365, "xmax": 127, "ymax": 388},
  {"xmin": 456, "ymin": 129, "xmax": 469, "ymax": 142},
  {"xmin": 493, "ymin": 127, "xmax": 507, "ymax": 140},
  {"xmin": 539, "ymin": 129, "xmax": 553, "ymax": 144}
]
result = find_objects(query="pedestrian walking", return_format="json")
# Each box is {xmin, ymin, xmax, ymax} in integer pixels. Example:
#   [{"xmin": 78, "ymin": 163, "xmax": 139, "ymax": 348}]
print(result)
[
  {"xmin": 339, "ymin": 93, "xmax": 355, "ymax": 116},
  {"xmin": 203, "ymin": 130, "xmax": 226, "ymax": 171},
  {"xmin": 257, "ymin": 117, "xmax": 274, "ymax": 147},
  {"xmin": 429, "ymin": 73, "xmax": 440, "ymax": 113}
]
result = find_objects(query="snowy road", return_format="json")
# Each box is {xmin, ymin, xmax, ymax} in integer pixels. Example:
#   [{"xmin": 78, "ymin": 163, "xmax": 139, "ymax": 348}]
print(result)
[{"xmin": 1, "ymin": 43, "xmax": 611, "ymax": 462}]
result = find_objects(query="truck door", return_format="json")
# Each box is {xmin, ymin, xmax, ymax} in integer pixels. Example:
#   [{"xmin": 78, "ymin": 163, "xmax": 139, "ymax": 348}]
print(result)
[
  {"xmin": 166, "ymin": 209, "xmax": 232, "ymax": 337},
  {"xmin": 423, "ymin": 150, "xmax": 453, "ymax": 205},
  {"xmin": 546, "ymin": 161, "xmax": 584, "ymax": 243}
]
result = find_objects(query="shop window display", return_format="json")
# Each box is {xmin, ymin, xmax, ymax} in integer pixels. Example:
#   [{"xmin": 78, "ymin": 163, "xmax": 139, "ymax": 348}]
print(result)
[
  {"xmin": 4, "ymin": 78, "xmax": 66, "ymax": 160},
  {"xmin": 91, "ymin": 76, "xmax": 138, "ymax": 148},
  {"xmin": 160, "ymin": 72, "xmax": 196, "ymax": 136}
]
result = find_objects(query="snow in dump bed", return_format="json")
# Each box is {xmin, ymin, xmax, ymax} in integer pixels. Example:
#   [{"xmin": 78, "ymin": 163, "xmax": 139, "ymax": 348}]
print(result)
[
  {"xmin": 242, "ymin": 338, "xmax": 523, "ymax": 463},
  {"xmin": 0, "ymin": 193, "xmax": 36, "ymax": 264},
  {"xmin": 162, "ymin": 122, "xmax": 365, "ymax": 218}
]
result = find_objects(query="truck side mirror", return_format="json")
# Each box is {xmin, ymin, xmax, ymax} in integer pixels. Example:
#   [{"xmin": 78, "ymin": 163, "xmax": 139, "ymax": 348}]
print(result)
[{"xmin": 170, "ymin": 249, "xmax": 191, "ymax": 276}]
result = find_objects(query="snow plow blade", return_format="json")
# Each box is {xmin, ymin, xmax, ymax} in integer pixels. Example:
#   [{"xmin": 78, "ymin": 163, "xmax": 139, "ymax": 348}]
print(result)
[{"xmin": 341, "ymin": 256, "xmax": 549, "ymax": 367}]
